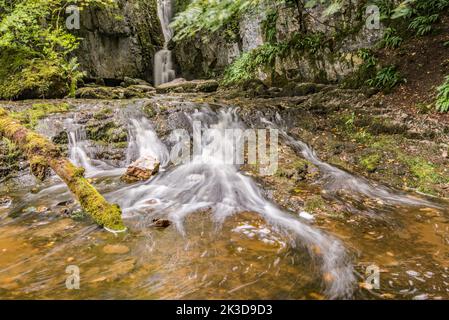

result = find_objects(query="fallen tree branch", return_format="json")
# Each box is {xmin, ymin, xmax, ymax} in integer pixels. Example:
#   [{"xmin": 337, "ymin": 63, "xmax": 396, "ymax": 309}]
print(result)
[{"xmin": 0, "ymin": 107, "xmax": 126, "ymax": 232}]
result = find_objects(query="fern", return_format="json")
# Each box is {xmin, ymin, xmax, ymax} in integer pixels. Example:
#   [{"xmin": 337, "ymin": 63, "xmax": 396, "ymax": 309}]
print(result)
[
  {"xmin": 436, "ymin": 76, "xmax": 449, "ymax": 113},
  {"xmin": 367, "ymin": 66, "xmax": 403, "ymax": 90},
  {"xmin": 378, "ymin": 27, "xmax": 403, "ymax": 48}
]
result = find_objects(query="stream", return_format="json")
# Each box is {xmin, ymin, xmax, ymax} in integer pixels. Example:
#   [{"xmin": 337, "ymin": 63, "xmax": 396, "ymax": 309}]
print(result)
[{"xmin": 0, "ymin": 97, "xmax": 448, "ymax": 299}]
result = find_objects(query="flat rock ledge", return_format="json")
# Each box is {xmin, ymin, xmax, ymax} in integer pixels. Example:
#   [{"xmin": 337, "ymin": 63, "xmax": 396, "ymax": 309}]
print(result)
[{"xmin": 156, "ymin": 79, "xmax": 219, "ymax": 94}]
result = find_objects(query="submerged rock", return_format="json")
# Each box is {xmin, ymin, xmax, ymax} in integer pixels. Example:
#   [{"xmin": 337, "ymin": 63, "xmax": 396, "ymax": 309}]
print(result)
[
  {"xmin": 121, "ymin": 156, "xmax": 160, "ymax": 183},
  {"xmin": 156, "ymin": 79, "xmax": 219, "ymax": 93},
  {"xmin": 0, "ymin": 196, "xmax": 12, "ymax": 209},
  {"xmin": 103, "ymin": 244, "xmax": 130, "ymax": 254},
  {"xmin": 151, "ymin": 218, "xmax": 171, "ymax": 228}
]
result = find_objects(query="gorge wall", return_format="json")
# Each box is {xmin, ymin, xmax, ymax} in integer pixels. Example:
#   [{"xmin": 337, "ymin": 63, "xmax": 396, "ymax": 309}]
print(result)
[
  {"xmin": 74, "ymin": 0, "xmax": 163, "ymax": 84},
  {"xmin": 172, "ymin": 0, "xmax": 384, "ymax": 86}
]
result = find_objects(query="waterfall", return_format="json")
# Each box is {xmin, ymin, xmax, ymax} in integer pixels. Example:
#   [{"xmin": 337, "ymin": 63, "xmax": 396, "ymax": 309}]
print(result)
[
  {"xmin": 107, "ymin": 108, "xmax": 355, "ymax": 298},
  {"xmin": 154, "ymin": 0, "xmax": 176, "ymax": 86}
]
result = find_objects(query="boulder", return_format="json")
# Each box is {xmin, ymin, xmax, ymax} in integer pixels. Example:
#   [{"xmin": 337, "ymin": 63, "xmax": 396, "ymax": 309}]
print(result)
[
  {"xmin": 121, "ymin": 155, "xmax": 160, "ymax": 183},
  {"xmin": 75, "ymin": 85, "xmax": 154, "ymax": 99},
  {"xmin": 122, "ymin": 77, "xmax": 151, "ymax": 87},
  {"xmin": 156, "ymin": 79, "xmax": 219, "ymax": 94}
]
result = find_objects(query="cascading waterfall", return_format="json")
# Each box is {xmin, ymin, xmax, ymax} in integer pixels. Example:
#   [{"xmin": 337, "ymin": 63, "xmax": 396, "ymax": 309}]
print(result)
[
  {"xmin": 154, "ymin": 0, "xmax": 176, "ymax": 86},
  {"xmin": 30, "ymin": 104, "xmax": 446, "ymax": 299},
  {"xmin": 106, "ymin": 108, "xmax": 355, "ymax": 298},
  {"xmin": 260, "ymin": 116, "xmax": 440, "ymax": 210}
]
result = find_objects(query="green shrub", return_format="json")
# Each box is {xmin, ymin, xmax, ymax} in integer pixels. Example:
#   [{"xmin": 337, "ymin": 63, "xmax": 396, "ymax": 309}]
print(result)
[
  {"xmin": 222, "ymin": 43, "xmax": 281, "ymax": 85},
  {"xmin": 366, "ymin": 66, "xmax": 403, "ymax": 91},
  {"xmin": 0, "ymin": 0, "xmax": 114, "ymax": 100},
  {"xmin": 378, "ymin": 27, "xmax": 403, "ymax": 48},
  {"xmin": 436, "ymin": 76, "xmax": 449, "ymax": 113}
]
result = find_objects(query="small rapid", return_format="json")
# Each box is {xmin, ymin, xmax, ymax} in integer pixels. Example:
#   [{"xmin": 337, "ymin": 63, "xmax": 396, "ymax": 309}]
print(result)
[
  {"xmin": 9, "ymin": 101, "xmax": 447, "ymax": 299},
  {"xmin": 51, "ymin": 106, "xmax": 354, "ymax": 298}
]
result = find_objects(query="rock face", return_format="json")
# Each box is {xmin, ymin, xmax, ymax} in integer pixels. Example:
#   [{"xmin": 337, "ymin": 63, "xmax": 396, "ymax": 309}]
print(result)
[
  {"xmin": 122, "ymin": 156, "xmax": 160, "ymax": 183},
  {"xmin": 74, "ymin": 0, "xmax": 163, "ymax": 84},
  {"xmin": 155, "ymin": 79, "xmax": 219, "ymax": 93},
  {"xmin": 173, "ymin": 1, "xmax": 383, "ymax": 85}
]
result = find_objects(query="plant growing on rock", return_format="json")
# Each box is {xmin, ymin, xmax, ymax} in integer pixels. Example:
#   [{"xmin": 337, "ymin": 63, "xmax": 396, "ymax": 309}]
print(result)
[{"xmin": 0, "ymin": 0, "xmax": 115, "ymax": 100}]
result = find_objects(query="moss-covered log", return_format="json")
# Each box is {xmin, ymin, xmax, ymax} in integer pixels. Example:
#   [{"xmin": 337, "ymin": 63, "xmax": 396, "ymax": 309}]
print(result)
[{"xmin": 0, "ymin": 107, "xmax": 126, "ymax": 232}]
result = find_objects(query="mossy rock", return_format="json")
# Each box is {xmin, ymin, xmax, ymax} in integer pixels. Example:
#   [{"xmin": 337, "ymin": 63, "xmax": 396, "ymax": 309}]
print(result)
[
  {"xmin": 283, "ymin": 82, "xmax": 321, "ymax": 97},
  {"xmin": 85, "ymin": 121, "xmax": 128, "ymax": 143},
  {"xmin": 75, "ymin": 86, "xmax": 123, "ymax": 99},
  {"xmin": 359, "ymin": 153, "xmax": 381, "ymax": 173},
  {"xmin": 156, "ymin": 79, "xmax": 219, "ymax": 93}
]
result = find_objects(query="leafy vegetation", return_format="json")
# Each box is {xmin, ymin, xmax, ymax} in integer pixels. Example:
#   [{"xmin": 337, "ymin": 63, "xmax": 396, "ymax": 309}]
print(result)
[
  {"xmin": 171, "ymin": 0, "xmax": 265, "ymax": 41},
  {"xmin": 392, "ymin": 0, "xmax": 449, "ymax": 36},
  {"xmin": 222, "ymin": 43, "xmax": 281, "ymax": 84},
  {"xmin": 378, "ymin": 27, "xmax": 403, "ymax": 49},
  {"xmin": 366, "ymin": 66, "xmax": 403, "ymax": 91},
  {"xmin": 436, "ymin": 76, "xmax": 449, "ymax": 113},
  {"xmin": 10, "ymin": 102, "xmax": 72, "ymax": 129},
  {"xmin": 0, "ymin": 0, "xmax": 114, "ymax": 100}
]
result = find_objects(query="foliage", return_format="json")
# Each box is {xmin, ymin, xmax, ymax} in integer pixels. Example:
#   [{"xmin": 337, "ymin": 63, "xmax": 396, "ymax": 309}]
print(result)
[
  {"xmin": 222, "ymin": 31, "xmax": 326, "ymax": 85},
  {"xmin": 378, "ymin": 27, "xmax": 403, "ymax": 49},
  {"xmin": 392, "ymin": 0, "xmax": 449, "ymax": 36},
  {"xmin": 171, "ymin": 0, "xmax": 264, "ymax": 41},
  {"xmin": 0, "ymin": 0, "xmax": 115, "ymax": 99},
  {"xmin": 222, "ymin": 43, "xmax": 281, "ymax": 84},
  {"xmin": 366, "ymin": 66, "xmax": 403, "ymax": 91},
  {"xmin": 11, "ymin": 102, "xmax": 71, "ymax": 128},
  {"xmin": 436, "ymin": 76, "xmax": 449, "ymax": 113}
]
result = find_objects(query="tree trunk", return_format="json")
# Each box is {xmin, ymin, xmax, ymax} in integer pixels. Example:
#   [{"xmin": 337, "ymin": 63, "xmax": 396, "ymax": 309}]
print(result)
[{"xmin": 0, "ymin": 107, "xmax": 126, "ymax": 232}]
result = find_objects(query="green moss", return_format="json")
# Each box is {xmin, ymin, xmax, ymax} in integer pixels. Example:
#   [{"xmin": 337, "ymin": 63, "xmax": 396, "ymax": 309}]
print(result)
[
  {"xmin": 0, "ymin": 52, "xmax": 68, "ymax": 100},
  {"xmin": 359, "ymin": 153, "xmax": 381, "ymax": 173},
  {"xmin": 0, "ymin": 137, "xmax": 21, "ymax": 177},
  {"xmin": 86, "ymin": 121, "xmax": 128, "ymax": 143},
  {"xmin": 304, "ymin": 195, "xmax": 326, "ymax": 213},
  {"xmin": 11, "ymin": 103, "xmax": 71, "ymax": 129},
  {"xmin": 93, "ymin": 108, "xmax": 113, "ymax": 120}
]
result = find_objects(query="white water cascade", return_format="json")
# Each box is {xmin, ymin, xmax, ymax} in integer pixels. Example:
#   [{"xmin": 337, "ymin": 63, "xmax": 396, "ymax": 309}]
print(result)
[{"xmin": 154, "ymin": 0, "xmax": 176, "ymax": 86}]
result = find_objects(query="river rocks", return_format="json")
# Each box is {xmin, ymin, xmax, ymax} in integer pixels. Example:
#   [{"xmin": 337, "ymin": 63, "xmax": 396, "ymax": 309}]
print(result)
[
  {"xmin": 75, "ymin": 85, "xmax": 155, "ymax": 99},
  {"xmin": 156, "ymin": 79, "xmax": 219, "ymax": 93},
  {"xmin": 103, "ymin": 244, "xmax": 130, "ymax": 254},
  {"xmin": 0, "ymin": 196, "xmax": 12, "ymax": 209},
  {"xmin": 151, "ymin": 218, "xmax": 171, "ymax": 228},
  {"xmin": 75, "ymin": 86, "xmax": 122, "ymax": 99},
  {"xmin": 122, "ymin": 77, "xmax": 151, "ymax": 87},
  {"xmin": 122, "ymin": 156, "xmax": 160, "ymax": 183}
]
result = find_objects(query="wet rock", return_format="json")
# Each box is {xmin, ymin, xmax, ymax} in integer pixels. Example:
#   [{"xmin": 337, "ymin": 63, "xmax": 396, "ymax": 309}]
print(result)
[
  {"xmin": 85, "ymin": 120, "xmax": 128, "ymax": 143},
  {"xmin": 299, "ymin": 211, "xmax": 315, "ymax": 221},
  {"xmin": 283, "ymin": 82, "xmax": 321, "ymax": 97},
  {"xmin": 32, "ymin": 219, "xmax": 73, "ymax": 238},
  {"xmin": 121, "ymin": 156, "xmax": 160, "ymax": 183},
  {"xmin": 75, "ymin": 86, "xmax": 123, "ymax": 99},
  {"xmin": 156, "ymin": 79, "xmax": 219, "ymax": 93},
  {"xmin": 151, "ymin": 218, "xmax": 171, "ymax": 228},
  {"xmin": 76, "ymin": 84, "xmax": 155, "ymax": 99},
  {"xmin": 0, "ymin": 196, "xmax": 12, "ymax": 208},
  {"xmin": 123, "ymin": 85, "xmax": 155, "ymax": 98},
  {"xmin": 103, "ymin": 244, "xmax": 130, "ymax": 254},
  {"xmin": 122, "ymin": 77, "xmax": 151, "ymax": 87},
  {"xmin": 51, "ymin": 131, "xmax": 69, "ymax": 145}
]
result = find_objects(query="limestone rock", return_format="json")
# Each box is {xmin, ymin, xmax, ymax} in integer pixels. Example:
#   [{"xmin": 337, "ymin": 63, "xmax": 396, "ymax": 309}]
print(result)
[
  {"xmin": 156, "ymin": 79, "xmax": 219, "ymax": 94},
  {"xmin": 121, "ymin": 156, "xmax": 160, "ymax": 183}
]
